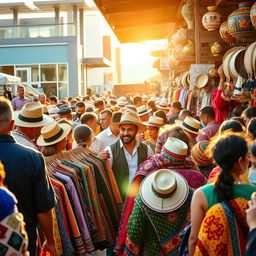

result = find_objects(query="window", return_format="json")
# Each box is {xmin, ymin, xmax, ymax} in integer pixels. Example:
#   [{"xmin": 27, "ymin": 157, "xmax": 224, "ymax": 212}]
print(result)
[{"xmin": 41, "ymin": 64, "xmax": 56, "ymax": 81}]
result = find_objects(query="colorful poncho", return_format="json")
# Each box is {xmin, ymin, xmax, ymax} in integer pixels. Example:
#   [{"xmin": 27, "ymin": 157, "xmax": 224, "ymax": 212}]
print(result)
[
  {"xmin": 124, "ymin": 189, "xmax": 193, "ymax": 256},
  {"xmin": 194, "ymin": 197, "xmax": 249, "ymax": 256},
  {"xmin": 114, "ymin": 154, "xmax": 207, "ymax": 255}
]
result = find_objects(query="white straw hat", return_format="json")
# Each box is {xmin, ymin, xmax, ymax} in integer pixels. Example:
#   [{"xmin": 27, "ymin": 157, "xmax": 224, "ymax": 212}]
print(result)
[
  {"xmin": 112, "ymin": 111, "xmax": 146, "ymax": 131},
  {"xmin": 195, "ymin": 74, "xmax": 209, "ymax": 89},
  {"xmin": 143, "ymin": 116, "xmax": 164, "ymax": 127},
  {"xmin": 157, "ymin": 101, "xmax": 169, "ymax": 110},
  {"xmin": 37, "ymin": 121, "xmax": 71, "ymax": 146},
  {"xmin": 137, "ymin": 105, "xmax": 151, "ymax": 116},
  {"xmin": 140, "ymin": 169, "xmax": 189, "ymax": 213},
  {"xmin": 14, "ymin": 102, "xmax": 53, "ymax": 127},
  {"xmin": 175, "ymin": 116, "xmax": 205, "ymax": 135}
]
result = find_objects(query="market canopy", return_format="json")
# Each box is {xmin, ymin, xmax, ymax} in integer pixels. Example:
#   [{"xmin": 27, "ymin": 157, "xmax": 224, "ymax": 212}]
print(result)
[
  {"xmin": 0, "ymin": 72, "xmax": 21, "ymax": 85},
  {"xmin": 94, "ymin": 0, "xmax": 183, "ymax": 43}
]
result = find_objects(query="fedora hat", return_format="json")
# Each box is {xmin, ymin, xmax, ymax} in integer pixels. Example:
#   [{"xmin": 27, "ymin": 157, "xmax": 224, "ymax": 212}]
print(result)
[
  {"xmin": 137, "ymin": 105, "xmax": 151, "ymax": 116},
  {"xmin": 14, "ymin": 102, "xmax": 53, "ymax": 127},
  {"xmin": 37, "ymin": 121, "xmax": 71, "ymax": 146},
  {"xmin": 140, "ymin": 169, "xmax": 189, "ymax": 213},
  {"xmin": 143, "ymin": 116, "xmax": 164, "ymax": 127},
  {"xmin": 195, "ymin": 74, "xmax": 209, "ymax": 89},
  {"xmin": 112, "ymin": 111, "xmax": 146, "ymax": 131},
  {"xmin": 157, "ymin": 101, "xmax": 169, "ymax": 110},
  {"xmin": 161, "ymin": 137, "xmax": 188, "ymax": 162},
  {"xmin": 175, "ymin": 116, "xmax": 205, "ymax": 135}
]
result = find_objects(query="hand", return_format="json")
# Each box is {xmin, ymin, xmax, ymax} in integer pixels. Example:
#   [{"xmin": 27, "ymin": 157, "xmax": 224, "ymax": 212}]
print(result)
[
  {"xmin": 98, "ymin": 150, "xmax": 110, "ymax": 160},
  {"xmin": 246, "ymin": 192, "xmax": 256, "ymax": 232},
  {"xmin": 217, "ymin": 65, "xmax": 225, "ymax": 81},
  {"xmin": 41, "ymin": 240, "xmax": 57, "ymax": 256}
]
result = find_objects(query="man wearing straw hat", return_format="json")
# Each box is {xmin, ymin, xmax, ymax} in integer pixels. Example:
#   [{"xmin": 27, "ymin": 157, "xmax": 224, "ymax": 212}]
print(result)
[
  {"xmin": 101, "ymin": 111, "xmax": 153, "ymax": 201},
  {"xmin": 12, "ymin": 101, "xmax": 53, "ymax": 150},
  {"xmin": 0, "ymin": 97, "xmax": 56, "ymax": 255}
]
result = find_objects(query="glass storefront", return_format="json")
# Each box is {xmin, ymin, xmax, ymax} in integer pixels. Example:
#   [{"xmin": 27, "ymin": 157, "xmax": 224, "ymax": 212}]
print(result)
[{"xmin": 0, "ymin": 63, "xmax": 68, "ymax": 98}]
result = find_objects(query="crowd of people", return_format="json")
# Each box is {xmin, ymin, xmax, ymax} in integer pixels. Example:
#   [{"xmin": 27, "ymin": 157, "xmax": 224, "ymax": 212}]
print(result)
[{"xmin": 1, "ymin": 65, "xmax": 256, "ymax": 256}]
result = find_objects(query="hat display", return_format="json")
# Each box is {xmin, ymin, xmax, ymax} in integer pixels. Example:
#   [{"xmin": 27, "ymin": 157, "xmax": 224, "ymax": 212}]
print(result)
[
  {"xmin": 157, "ymin": 101, "xmax": 169, "ymax": 110},
  {"xmin": 112, "ymin": 111, "xmax": 146, "ymax": 131},
  {"xmin": 143, "ymin": 116, "xmax": 164, "ymax": 127},
  {"xmin": 37, "ymin": 121, "xmax": 71, "ymax": 146},
  {"xmin": 175, "ymin": 116, "xmax": 205, "ymax": 135},
  {"xmin": 195, "ymin": 74, "xmax": 209, "ymax": 89},
  {"xmin": 244, "ymin": 42, "xmax": 256, "ymax": 79},
  {"xmin": 14, "ymin": 102, "xmax": 53, "ymax": 127},
  {"xmin": 191, "ymin": 140, "xmax": 212, "ymax": 166},
  {"xmin": 137, "ymin": 105, "xmax": 151, "ymax": 116},
  {"xmin": 140, "ymin": 169, "xmax": 189, "ymax": 213},
  {"xmin": 161, "ymin": 137, "xmax": 188, "ymax": 162}
]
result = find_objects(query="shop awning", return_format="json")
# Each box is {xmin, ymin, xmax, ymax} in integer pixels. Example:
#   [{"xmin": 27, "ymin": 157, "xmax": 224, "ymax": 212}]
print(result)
[
  {"xmin": 94, "ymin": 0, "xmax": 182, "ymax": 43},
  {"xmin": 83, "ymin": 57, "xmax": 112, "ymax": 67}
]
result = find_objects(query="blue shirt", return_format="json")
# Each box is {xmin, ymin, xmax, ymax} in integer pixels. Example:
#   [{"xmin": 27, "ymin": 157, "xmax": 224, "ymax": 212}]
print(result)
[
  {"xmin": 0, "ymin": 134, "xmax": 56, "ymax": 256},
  {"xmin": 0, "ymin": 187, "xmax": 16, "ymax": 221}
]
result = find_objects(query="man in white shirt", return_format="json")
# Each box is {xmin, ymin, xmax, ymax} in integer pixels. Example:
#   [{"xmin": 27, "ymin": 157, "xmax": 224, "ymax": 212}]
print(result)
[
  {"xmin": 99, "ymin": 111, "xmax": 153, "ymax": 201},
  {"xmin": 97, "ymin": 111, "xmax": 122, "ymax": 147}
]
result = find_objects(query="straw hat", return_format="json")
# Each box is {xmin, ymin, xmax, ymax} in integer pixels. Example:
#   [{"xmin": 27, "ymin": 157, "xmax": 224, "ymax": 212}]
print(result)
[
  {"xmin": 195, "ymin": 74, "xmax": 209, "ymax": 89},
  {"xmin": 161, "ymin": 137, "xmax": 188, "ymax": 162},
  {"xmin": 142, "ymin": 95, "xmax": 148, "ymax": 102},
  {"xmin": 112, "ymin": 111, "xmax": 146, "ymax": 131},
  {"xmin": 143, "ymin": 116, "xmax": 164, "ymax": 127},
  {"xmin": 37, "ymin": 121, "xmax": 71, "ymax": 146},
  {"xmin": 14, "ymin": 102, "xmax": 53, "ymax": 127},
  {"xmin": 191, "ymin": 140, "xmax": 212, "ymax": 166},
  {"xmin": 157, "ymin": 101, "xmax": 169, "ymax": 110},
  {"xmin": 244, "ymin": 42, "xmax": 256, "ymax": 79},
  {"xmin": 137, "ymin": 105, "xmax": 151, "ymax": 116},
  {"xmin": 140, "ymin": 169, "xmax": 189, "ymax": 213},
  {"xmin": 175, "ymin": 116, "xmax": 205, "ymax": 135}
]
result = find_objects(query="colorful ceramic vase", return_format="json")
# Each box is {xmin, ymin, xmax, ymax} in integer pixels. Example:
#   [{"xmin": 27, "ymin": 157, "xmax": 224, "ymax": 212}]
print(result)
[
  {"xmin": 202, "ymin": 6, "xmax": 222, "ymax": 31},
  {"xmin": 211, "ymin": 42, "xmax": 223, "ymax": 56},
  {"xmin": 250, "ymin": 2, "xmax": 256, "ymax": 29},
  {"xmin": 219, "ymin": 20, "xmax": 236, "ymax": 43},
  {"xmin": 181, "ymin": 0, "xmax": 194, "ymax": 29},
  {"xmin": 183, "ymin": 40, "xmax": 195, "ymax": 56},
  {"xmin": 208, "ymin": 68, "xmax": 219, "ymax": 78},
  {"xmin": 228, "ymin": 2, "xmax": 256, "ymax": 39}
]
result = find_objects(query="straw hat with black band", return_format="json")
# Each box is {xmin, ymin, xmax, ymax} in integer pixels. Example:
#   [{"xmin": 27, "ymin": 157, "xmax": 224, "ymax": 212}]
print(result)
[
  {"xmin": 14, "ymin": 102, "xmax": 53, "ymax": 127},
  {"xmin": 112, "ymin": 111, "xmax": 146, "ymax": 131},
  {"xmin": 137, "ymin": 105, "xmax": 151, "ymax": 117},
  {"xmin": 143, "ymin": 116, "xmax": 164, "ymax": 127},
  {"xmin": 175, "ymin": 116, "xmax": 205, "ymax": 135},
  {"xmin": 157, "ymin": 101, "xmax": 169, "ymax": 110},
  {"xmin": 37, "ymin": 121, "xmax": 71, "ymax": 147},
  {"xmin": 140, "ymin": 169, "xmax": 189, "ymax": 213}
]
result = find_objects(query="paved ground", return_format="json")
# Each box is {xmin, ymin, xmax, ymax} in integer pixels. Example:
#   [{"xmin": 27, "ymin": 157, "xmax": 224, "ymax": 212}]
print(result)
[{"xmin": 91, "ymin": 250, "xmax": 106, "ymax": 255}]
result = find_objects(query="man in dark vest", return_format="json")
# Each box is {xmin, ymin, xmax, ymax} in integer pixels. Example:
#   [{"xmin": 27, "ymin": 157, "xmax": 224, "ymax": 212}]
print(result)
[{"xmin": 101, "ymin": 111, "xmax": 153, "ymax": 201}]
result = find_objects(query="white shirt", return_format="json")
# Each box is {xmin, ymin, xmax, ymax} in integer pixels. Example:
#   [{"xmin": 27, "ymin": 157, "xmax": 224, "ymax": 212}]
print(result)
[
  {"xmin": 97, "ymin": 126, "xmax": 119, "ymax": 148},
  {"xmin": 105, "ymin": 139, "xmax": 154, "ymax": 184},
  {"xmin": 72, "ymin": 136, "xmax": 105, "ymax": 152}
]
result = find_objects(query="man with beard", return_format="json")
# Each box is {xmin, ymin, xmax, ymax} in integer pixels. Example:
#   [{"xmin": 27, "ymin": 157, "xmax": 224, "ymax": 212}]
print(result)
[
  {"xmin": 73, "ymin": 101, "xmax": 86, "ymax": 126},
  {"xmin": 101, "ymin": 111, "xmax": 153, "ymax": 201}
]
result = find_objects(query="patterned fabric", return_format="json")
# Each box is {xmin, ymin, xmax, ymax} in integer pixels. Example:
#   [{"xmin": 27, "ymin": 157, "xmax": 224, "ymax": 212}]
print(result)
[
  {"xmin": 191, "ymin": 141, "xmax": 211, "ymax": 167},
  {"xmin": 144, "ymin": 139, "xmax": 156, "ymax": 152},
  {"xmin": 114, "ymin": 154, "xmax": 206, "ymax": 255},
  {"xmin": 194, "ymin": 198, "xmax": 249, "ymax": 256},
  {"xmin": 155, "ymin": 132, "xmax": 170, "ymax": 154},
  {"xmin": 124, "ymin": 190, "xmax": 193, "ymax": 256},
  {"xmin": 0, "ymin": 213, "xmax": 28, "ymax": 255}
]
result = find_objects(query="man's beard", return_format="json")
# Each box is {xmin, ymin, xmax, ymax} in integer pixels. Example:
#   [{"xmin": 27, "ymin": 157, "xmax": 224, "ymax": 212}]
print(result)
[{"xmin": 120, "ymin": 134, "xmax": 136, "ymax": 144}]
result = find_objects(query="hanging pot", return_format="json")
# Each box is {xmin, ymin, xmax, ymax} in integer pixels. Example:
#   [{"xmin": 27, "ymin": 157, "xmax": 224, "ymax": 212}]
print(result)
[
  {"xmin": 172, "ymin": 28, "xmax": 187, "ymax": 46},
  {"xmin": 211, "ymin": 42, "xmax": 223, "ymax": 56},
  {"xmin": 250, "ymin": 2, "xmax": 256, "ymax": 29},
  {"xmin": 183, "ymin": 40, "xmax": 195, "ymax": 56},
  {"xmin": 228, "ymin": 2, "xmax": 256, "ymax": 39},
  {"xmin": 202, "ymin": 6, "xmax": 222, "ymax": 31},
  {"xmin": 181, "ymin": 0, "xmax": 194, "ymax": 29},
  {"xmin": 219, "ymin": 20, "xmax": 236, "ymax": 43}
]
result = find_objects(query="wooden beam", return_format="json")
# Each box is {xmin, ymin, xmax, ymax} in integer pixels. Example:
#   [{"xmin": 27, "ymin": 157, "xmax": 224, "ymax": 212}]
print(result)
[{"xmin": 195, "ymin": 0, "xmax": 201, "ymax": 64}]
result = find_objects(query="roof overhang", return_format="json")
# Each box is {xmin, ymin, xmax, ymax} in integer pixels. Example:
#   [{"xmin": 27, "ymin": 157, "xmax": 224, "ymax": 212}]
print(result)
[
  {"xmin": 83, "ymin": 57, "xmax": 111, "ymax": 67},
  {"xmin": 94, "ymin": 0, "xmax": 183, "ymax": 43},
  {"xmin": 0, "ymin": 1, "xmax": 94, "ymax": 14}
]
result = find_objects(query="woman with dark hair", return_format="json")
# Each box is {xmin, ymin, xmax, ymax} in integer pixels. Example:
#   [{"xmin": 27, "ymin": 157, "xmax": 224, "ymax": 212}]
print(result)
[
  {"xmin": 189, "ymin": 134, "xmax": 256, "ymax": 255},
  {"xmin": 153, "ymin": 110, "xmax": 168, "ymax": 125},
  {"xmin": 247, "ymin": 118, "xmax": 256, "ymax": 140},
  {"xmin": 220, "ymin": 119, "xmax": 244, "ymax": 133},
  {"xmin": 147, "ymin": 100, "xmax": 158, "ymax": 114}
]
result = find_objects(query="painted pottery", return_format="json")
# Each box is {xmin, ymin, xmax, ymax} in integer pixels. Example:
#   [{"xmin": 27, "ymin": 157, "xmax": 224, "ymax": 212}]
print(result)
[
  {"xmin": 181, "ymin": 0, "xmax": 194, "ymax": 29},
  {"xmin": 183, "ymin": 41, "xmax": 195, "ymax": 56},
  {"xmin": 250, "ymin": 2, "xmax": 256, "ymax": 29},
  {"xmin": 219, "ymin": 20, "xmax": 236, "ymax": 43},
  {"xmin": 208, "ymin": 68, "xmax": 219, "ymax": 79},
  {"xmin": 172, "ymin": 28, "xmax": 187, "ymax": 46},
  {"xmin": 211, "ymin": 42, "xmax": 223, "ymax": 56},
  {"xmin": 172, "ymin": 45, "xmax": 185, "ymax": 60},
  {"xmin": 202, "ymin": 6, "xmax": 222, "ymax": 31},
  {"xmin": 228, "ymin": 2, "xmax": 256, "ymax": 39}
]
